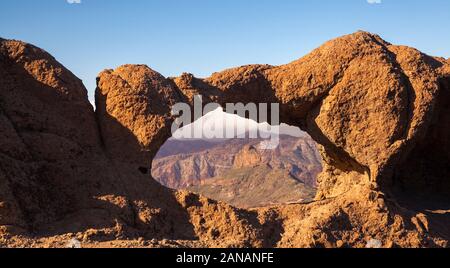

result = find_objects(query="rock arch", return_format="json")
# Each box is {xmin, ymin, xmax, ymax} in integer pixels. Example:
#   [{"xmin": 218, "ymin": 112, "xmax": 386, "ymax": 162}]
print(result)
[
  {"xmin": 1, "ymin": 32, "xmax": 449, "ymax": 247},
  {"xmin": 96, "ymin": 31, "xmax": 450, "ymax": 204}
]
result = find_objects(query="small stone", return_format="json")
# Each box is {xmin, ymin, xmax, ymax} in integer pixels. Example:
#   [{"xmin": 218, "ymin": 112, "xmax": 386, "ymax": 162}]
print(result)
[
  {"xmin": 66, "ymin": 238, "xmax": 82, "ymax": 249},
  {"xmin": 365, "ymin": 238, "xmax": 382, "ymax": 248}
]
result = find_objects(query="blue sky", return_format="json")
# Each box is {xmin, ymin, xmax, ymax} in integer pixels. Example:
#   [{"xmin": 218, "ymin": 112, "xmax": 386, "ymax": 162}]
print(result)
[{"xmin": 1, "ymin": 0, "xmax": 449, "ymax": 103}]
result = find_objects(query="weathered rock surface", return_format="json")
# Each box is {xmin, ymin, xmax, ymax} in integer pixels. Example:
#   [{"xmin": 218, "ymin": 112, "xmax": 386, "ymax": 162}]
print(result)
[
  {"xmin": 0, "ymin": 32, "xmax": 449, "ymax": 248},
  {"xmin": 0, "ymin": 39, "xmax": 264, "ymax": 248},
  {"xmin": 96, "ymin": 65, "xmax": 183, "ymax": 167}
]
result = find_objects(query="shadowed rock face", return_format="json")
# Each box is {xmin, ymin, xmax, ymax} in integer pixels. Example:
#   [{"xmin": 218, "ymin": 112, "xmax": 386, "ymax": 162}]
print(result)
[
  {"xmin": 0, "ymin": 39, "xmax": 104, "ymax": 232},
  {"xmin": 0, "ymin": 39, "xmax": 263, "ymax": 247},
  {"xmin": 0, "ymin": 32, "xmax": 449, "ymax": 248}
]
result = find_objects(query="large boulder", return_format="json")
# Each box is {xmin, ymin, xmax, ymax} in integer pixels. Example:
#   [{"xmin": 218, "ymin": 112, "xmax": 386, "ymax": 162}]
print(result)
[
  {"xmin": 0, "ymin": 39, "xmax": 262, "ymax": 247},
  {"xmin": 96, "ymin": 65, "xmax": 183, "ymax": 168},
  {"xmin": 0, "ymin": 39, "xmax": 109, "ymax": 233}
]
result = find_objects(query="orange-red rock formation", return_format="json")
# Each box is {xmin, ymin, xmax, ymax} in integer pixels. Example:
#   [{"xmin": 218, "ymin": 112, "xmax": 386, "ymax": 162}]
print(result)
[{"xmin": 0, "ymin": 32, "xmax": 449, "ymax": 248}]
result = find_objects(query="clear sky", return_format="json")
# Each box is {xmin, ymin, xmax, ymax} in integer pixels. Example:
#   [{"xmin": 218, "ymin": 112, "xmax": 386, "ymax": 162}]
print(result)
[{"xmin": 1, "ymin": 0, "xmax": 449, "ymax": 103}]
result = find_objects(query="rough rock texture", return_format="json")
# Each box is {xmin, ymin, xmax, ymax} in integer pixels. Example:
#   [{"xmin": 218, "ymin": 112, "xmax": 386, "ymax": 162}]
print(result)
[
  {"xmin": 0, "ymin": 38, "xmax": 107, "ymax": 234},
  {"xmin": 172, "ymin": 31, "xmax": 450, "ymax": 247},
  {"xmin": 0, "ymin": 39, "xmax": 265, "ymax": 248},
  {"xmin": 0, "ymin": 32, "xmax": 449, "ymax": 248},
  {"xmin": 96, "ymin": 65, "xmax": 185, "ymax": 168}
]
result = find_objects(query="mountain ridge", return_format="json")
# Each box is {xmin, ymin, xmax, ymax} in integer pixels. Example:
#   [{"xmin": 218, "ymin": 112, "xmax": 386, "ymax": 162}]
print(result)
[{"xmin": 152, "ymin": 135, "xmax": 322, "ymax": 208}]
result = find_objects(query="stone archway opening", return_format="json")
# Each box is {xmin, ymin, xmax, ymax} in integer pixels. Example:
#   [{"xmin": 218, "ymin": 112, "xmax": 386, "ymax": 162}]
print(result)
[{"xmin": 151, "ymin": 107, "xmax": 323, "ymax": 209}]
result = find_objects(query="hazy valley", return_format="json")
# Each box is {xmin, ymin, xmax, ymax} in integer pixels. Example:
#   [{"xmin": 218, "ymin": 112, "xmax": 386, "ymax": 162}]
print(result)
[{"xmin": 152, "ymin": 135, "xmax": 322, "ymax": 208}]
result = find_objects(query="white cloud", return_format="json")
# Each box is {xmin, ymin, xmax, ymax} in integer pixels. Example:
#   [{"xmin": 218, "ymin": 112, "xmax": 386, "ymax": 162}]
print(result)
[
  {"xmin": 367, "ymin": 0, "xmax": 382, "ymax": 4},
  {"xmin": 67, "ymin": 0, "xmax": 81, "ymax": 4}
]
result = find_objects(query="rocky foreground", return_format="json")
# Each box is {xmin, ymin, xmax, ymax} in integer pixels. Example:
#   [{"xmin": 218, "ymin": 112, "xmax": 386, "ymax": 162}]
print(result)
[{"xmin": 0, "ymin": 32, "xmax": 449, "ymax": 248}]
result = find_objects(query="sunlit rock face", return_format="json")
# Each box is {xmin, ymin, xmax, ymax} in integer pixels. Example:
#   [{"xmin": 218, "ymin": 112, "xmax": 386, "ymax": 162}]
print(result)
[{"xmin": 172, "ymin": 32, "xmax": 448, "ymax": 201}]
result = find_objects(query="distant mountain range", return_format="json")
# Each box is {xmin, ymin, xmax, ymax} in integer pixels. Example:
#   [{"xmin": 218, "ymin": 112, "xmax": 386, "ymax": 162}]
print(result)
[{"xmin": 152, "ymin": 135, "xmax": 322, "ymax": 208}]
